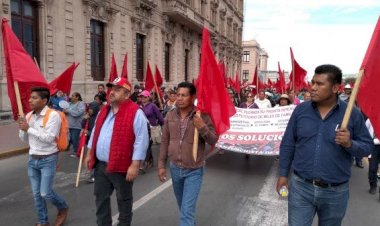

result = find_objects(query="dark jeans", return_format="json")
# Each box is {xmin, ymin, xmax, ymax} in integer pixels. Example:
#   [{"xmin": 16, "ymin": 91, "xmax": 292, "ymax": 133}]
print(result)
[
  {"xmin": 369, "ymin": 145, "xmax": 380, "ymax": 187},
  {"xmin": 145, "ymin": 140, "xmax": 153, "ymax": 163},
  {"xmin": 69, "ymin": 128, "xmax": 81, "ymax": 153},
  {"xmin": 94, "ymin": 161, "xmax": 133, "ymax": 226}
]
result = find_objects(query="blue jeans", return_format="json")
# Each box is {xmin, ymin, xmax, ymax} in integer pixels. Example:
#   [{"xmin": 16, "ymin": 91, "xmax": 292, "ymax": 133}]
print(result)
[
  {"xmin": 288, "ymin": 174, "xmax": 349, "ymax": 226},
  {"xmin": 69, "ymin": 128, "xmax": 81, "ymax": 153},
  {"xmin": 170, "ymin": 163, "xmax": 204, "ymax": 226},
  {"xmin": 28, "ymin": 153, "xmax": 68, "ymax": 224}
]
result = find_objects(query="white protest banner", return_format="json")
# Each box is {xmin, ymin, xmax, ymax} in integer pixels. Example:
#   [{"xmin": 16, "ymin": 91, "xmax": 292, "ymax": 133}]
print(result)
[{"xmin": 216, "ymin": 105, "xmax": 296, "ymax": 156}]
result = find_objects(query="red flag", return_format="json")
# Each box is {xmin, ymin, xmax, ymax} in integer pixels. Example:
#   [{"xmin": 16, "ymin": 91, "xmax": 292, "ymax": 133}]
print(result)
[
  {"xmin": 251, "ymin": 65, "xmax": 264, "ymax": 95},
  {"xmin": 235, "ymin": 71, "xmax": 241, "ymax": 95},
  {"xmin": 196, "ymin": 28, "xmax": 236, "ymax": 135},
  {"xmin": 154, "ymin": 65, "xmax": 163, "ymax": 88},
  {"xmin": 289, "ymin": 47, "xmax": 307, "ymax": 92},
  {"xmin": 144, "ymin": 62, "xmax": 155, "ymax": 91},
  {"xmin": 218, "ymin": 60, "xmax": 227, "ymax": 86},
  {"xmin": 277, "ymin": 62, "xmax": 286, "ymax": 94},
  {"xmin": 49, "ymin": 63, "xmax": 79, "ymax": 95},
  {"xmin": 358, "ymin": 17, "xmax": 380, "ymax": 137},
  {"xmin": 106, "ymin": 53, "xmax": 118, "ymax": 98},
  {"xmin": 1, "ymin": 18, "xmax": 48, "ymax": 119},
  {"xmin": 121, "ymin": 52, "xmax": 128, "ymax": 80},
  {"xmin": 153, "ymin": 65, "xmax": 164, "ymax": 102},
  {"xmin": 76, "ymin": 120, "xmax": 89, "ymax": 157}
]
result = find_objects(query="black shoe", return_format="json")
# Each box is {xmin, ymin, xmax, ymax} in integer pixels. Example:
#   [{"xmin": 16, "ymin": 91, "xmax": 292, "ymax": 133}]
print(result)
[
  {"xmin": 356, "ymin": 162, "xmax": 364, "ymax": 168},
  {"xmin": 369, "ymin": 186, "xmax": 377, "ymax": 194},
  {"xmin": 139, "ymin": 169, "xmax": 146, "ymax": 175},
  {"xmin": 86, "ymin": 176, "xmax": 95, "ymax": 183}
]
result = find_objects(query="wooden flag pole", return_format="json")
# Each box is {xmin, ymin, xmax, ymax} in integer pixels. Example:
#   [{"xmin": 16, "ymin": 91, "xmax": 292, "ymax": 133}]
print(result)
[
  {"xmin": 292, "ymin": 59, "xmax": 295, "ymax": 92},
  {"xmin": 75, "ymin": 146, "xmax": 85, "ymax": 187},
  {"xmin": 33, "ymin": 57, "xmax": 40, "ymax": 70},
  {"xmin": 192, "ymin": 111, "xmax": 201, "ymax": 161},
  {"xmin": 341, "ymin": 69, "xmax": 364, "ymax": 129},
  {"xmin": 14, "ymin": 81, "xmax": 24, "ymax": 117},
  {"xmin": 152, "ymin": 72, "xmax": 164, "ymax": 110}
]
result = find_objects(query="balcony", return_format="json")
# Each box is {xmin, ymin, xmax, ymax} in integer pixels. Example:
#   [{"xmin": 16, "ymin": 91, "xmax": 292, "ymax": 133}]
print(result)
[{"xmin": 163, "ymin": 0, "xmax": 205, "ymax": 33}]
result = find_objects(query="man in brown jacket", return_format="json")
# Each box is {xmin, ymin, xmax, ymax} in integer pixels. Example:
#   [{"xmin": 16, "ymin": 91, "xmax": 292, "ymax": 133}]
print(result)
[{"xmin": 158, "ymin": 81, "xmax": 218, "ymax": 226}]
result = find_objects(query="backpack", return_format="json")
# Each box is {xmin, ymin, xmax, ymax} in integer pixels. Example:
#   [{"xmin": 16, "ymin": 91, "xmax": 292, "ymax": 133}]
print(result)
[{"xmin": 27, "ymin": 108, "xmax": 69, "ymax": 151}]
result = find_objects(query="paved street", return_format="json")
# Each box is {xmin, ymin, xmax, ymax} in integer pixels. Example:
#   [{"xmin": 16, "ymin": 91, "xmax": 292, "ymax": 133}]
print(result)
[{"xmin": 1, "ymin": 144, "xmax": 380, "ymax": 226}]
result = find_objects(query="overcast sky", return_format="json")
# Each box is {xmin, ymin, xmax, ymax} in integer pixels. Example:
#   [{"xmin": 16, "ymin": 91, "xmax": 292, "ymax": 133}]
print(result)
[{"xmin": 243, "ymin": 0, "xmax": 380, "ymax": 78}]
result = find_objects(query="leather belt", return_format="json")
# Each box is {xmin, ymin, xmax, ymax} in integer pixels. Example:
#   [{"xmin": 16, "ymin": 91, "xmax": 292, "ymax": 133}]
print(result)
[
  {"xmin": 31, "ymin": 152, "xmax": 58, "ymax": 159},
  {"xmin": 294, "ymin": 171, "xmax": 347, "ymax": 188}
]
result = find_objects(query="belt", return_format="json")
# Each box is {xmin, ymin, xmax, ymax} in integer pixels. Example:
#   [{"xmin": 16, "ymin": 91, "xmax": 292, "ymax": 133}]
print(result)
[
  {"xmin": 293, "ymin": 171, "xmax": 347, "ymax": 188},
  {"xmin": 31, "ymin": 152, "xmax": 58, "ymax": 159}
]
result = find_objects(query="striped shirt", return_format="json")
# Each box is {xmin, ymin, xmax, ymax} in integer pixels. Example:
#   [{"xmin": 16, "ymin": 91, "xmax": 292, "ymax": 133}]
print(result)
[{"xmin": 19, "ymin": 106, "xmax": 61, "ymax": 155}]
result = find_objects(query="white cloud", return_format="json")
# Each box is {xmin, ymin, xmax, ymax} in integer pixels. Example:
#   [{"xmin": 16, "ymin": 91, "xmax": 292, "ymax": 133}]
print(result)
[{"xmin": 243, "ymin": 1, "xmax": 380, "ymax": 77}]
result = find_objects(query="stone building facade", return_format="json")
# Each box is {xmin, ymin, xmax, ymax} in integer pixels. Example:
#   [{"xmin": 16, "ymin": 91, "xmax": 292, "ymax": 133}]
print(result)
[
  {"xmin": 241, "ymin": 39, "xmax": 268, "ymax": 82},
  {"xmin": 0, "ymin": 0, "xmax": 244, "ymax": 113}
]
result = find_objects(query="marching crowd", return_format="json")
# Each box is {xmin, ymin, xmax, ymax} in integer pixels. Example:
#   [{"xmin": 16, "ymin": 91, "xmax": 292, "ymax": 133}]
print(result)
[{"xmin": 17, "ymin": 64, "xmax": 378, "ymax": 226}]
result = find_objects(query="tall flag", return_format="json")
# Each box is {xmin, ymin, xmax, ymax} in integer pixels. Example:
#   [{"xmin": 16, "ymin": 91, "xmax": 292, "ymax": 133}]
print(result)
[
  {"xmin": 196, "ymin": 28, "xmax": 236, "ymax": 135},
  {"xmin": 1, "ymin": 18, "xmax": 48, "ymax": 119},
  {"xmin": 76, "ymin": 120, "xmax": 89, "ymax": 157},
  {"xmin": 154, "ymin": 65, "xmax": 164, "ymax": 102},
  {"xmin": 357, "ymin": 17, "xmax": 380, "ymax": 137},
  {"xmin": 106, "ymin": 53, "xmax": 118, "ymax": 98},
  {"xmin": 277, "ymin": 62, "xmax": 286, "ymax": 94},
  {"xmin": 144, "ymin": 62, "xmax": 155, "ymax": 91},
  {"xmin": 289, "ymin": 47, "xmax": 307, "ymax": 92},
  {"xmin": 251, "ymin": 65, "xmax": 264, "ymax": 95},
  {"xmin": 234, "ymin": 71, "xmax": 241, "ymax": 96},
  {"xmin": 218, "ymin": 60, "xmax": 227, "ymax": 86},
  {"xmin": 121, "ymin": 52, "xmax": 128, "ymax": 80},
  {"xmin": 49, "ymin": 62, "xmax": 79, "ymax": 95}
]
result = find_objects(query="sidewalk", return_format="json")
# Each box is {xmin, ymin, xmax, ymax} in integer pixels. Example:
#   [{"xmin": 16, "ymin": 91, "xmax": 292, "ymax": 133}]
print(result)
[{"xmin": 0, "ymin": 122, "xmax": 29, "ymax": 159}]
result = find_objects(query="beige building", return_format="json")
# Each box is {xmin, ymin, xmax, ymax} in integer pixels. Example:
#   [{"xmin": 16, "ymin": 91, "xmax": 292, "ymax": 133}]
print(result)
[
  {"xmin": 241, "ymin": 39, "xmax": 268, "ymax": 82},
  {"xmin": 0, "ymin": 0, "xmax": 244, "ymax": 114}
]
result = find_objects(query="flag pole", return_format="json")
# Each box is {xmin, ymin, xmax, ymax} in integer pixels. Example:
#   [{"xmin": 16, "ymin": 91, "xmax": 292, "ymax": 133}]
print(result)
[
  {"xmin": 33, "ymin": 57, "xmax": 40, "ymax": 70},
  {"xmin": 341, "ymin": 69, "xmax": 364, "ymax": 129},
  {"xmin": 192, "ymin": 111, "xmax": 201, "ymax": 161},
  {"xmin": 152, "ymin": 71, "xmax": 163, "ymax": 110},
  {"xmin": 14, "ymin": 81, "xmax": 24, "ymax": 117},
  {"xmin": 292, "ymin": 59, "xmax": 295, "ymax": 93},
  {"xmin": 75, "ymin": 146, "xmax": 85, "ymax": 187}
]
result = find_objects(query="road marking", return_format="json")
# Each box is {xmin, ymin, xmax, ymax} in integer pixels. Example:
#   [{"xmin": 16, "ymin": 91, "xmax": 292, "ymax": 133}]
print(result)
[
  {"xmin": 236, "ymin": 163, "xmax": 288, "ymax": 226},
  {"xmin": 112, "ymin": 179, "xmax": 173, "ymax": 225}
]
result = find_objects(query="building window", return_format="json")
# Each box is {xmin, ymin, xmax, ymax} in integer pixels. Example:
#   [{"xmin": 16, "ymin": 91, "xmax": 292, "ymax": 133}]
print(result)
[
  {"xmin": 164, "ymin": 43, "xmax": 171, "ymax": 82},
  {"xmin": 136, "ymin": 33, "xmax": 145, "ymax": 82},
  {"xmin": 11, "ymin": 0, "xmax": 39, "ymax": 62},
  {"xmin": 184, "ymin": 49, "xmax": 189, "ymax": 82},
  {"xmin": 243, "ymin": 70, "xmax": 249, "ymax": 81},
  {"xmin": 90, "ymin": 20, "xmax": 105, "ymax": 81},
  {"xmin": 243, "ymin": 51, "xmax": 250, "ymax": 62}
]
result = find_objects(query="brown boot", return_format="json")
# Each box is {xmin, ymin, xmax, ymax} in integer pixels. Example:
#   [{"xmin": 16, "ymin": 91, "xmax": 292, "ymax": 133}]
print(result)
[{"xmin": 54, "ymin": 207, "xmax": 68, "ymax": 226}]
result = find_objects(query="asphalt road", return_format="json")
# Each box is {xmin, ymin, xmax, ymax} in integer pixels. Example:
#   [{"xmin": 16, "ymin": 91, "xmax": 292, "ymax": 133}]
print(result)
[{"xmin": 1, "ymin": 146, "xmax": 379, "ymax": 226}]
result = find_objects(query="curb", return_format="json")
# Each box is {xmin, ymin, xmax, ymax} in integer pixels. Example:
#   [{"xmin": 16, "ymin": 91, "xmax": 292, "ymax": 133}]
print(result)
[{"xmin": 0, "ymin": 146, "xmax": 29, "ymax": 159}]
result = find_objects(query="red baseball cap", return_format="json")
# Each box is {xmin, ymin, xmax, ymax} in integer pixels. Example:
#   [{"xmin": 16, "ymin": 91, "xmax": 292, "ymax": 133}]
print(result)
[{"xmin": 106, "ymin": 77, "xmax": 131, "ymax": 91}]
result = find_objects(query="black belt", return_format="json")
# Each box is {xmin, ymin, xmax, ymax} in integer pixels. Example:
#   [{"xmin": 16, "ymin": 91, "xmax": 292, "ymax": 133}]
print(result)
[
  {"xmin": 294, "ymin": 171, "xmax": 347, "ymax": 188},
  {"xmin": 31, "ymin": 152, "xmax": 58, "ymax": 159}
]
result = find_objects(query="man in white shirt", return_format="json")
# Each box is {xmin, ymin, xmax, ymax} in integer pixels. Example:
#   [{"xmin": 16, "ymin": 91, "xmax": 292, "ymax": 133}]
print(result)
[
  {"xmin": 18, "ymin": 87, "xmax": 68, "ymax": 226},
  {"xmin": 255, "ymin": 91, "xmax": 272, "ymax": 109}
]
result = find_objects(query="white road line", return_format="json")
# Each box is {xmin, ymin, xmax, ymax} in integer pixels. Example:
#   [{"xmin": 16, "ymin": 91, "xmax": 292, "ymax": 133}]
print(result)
[
  {"xmin": 236, "ymin": 163, "xmax": 288, "ymax": 226},
  {"xmin": 112, "ymin": 179, "xmax": 173, "ymax": 226}
]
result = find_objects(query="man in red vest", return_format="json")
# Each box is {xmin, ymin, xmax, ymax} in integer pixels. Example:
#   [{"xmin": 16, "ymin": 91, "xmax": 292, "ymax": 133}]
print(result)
[{"xmin": 84, "ymin": 77, "xmax": 149, "ymax": 226}]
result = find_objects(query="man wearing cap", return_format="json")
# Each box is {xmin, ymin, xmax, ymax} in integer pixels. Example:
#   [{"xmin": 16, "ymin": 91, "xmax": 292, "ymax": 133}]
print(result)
[
  {"xmin": 339, "ymin": 84, "xmax": 352, "ymax": 102},
  {"xmin": 84, "ymin": 77, "xmax": 149, "ymax": 226},
  {"xmin": 277, "ymin": 94, "xmax": 292, "ymax": 107}
]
